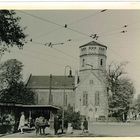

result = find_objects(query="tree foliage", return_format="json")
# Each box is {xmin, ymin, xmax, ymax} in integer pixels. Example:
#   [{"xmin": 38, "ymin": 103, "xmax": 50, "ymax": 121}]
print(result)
[
  {"xmin": 0, "ymin": 59, "xmax": 23, "ymax": 89},
  {"xmin": 0, "ymin": 59, "xmax": 35, "ymax": 104},
  {"xmin": 0, "ymin": 81, "xmax": 35, "ymax": 105},
  {"xmin": 57, "ymin": 105, "xmax": 82, "ymax": 129},
  {"xmin": 0, "ymin": 10, "xmax": 26, "ymax": 55},
  {"xmin": 107, "ymin": 62, "xmax": 135, "ymax": 120}
]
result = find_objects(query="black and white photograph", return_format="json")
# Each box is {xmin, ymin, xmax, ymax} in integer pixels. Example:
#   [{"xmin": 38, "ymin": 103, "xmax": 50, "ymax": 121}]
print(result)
[{"xmin": 0, "ymin": 9, "xmax": 140, "ymax": 137}]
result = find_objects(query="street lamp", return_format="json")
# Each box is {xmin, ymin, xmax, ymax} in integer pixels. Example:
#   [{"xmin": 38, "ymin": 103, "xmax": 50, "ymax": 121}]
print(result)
[
  {"xmin": 62, "ymin": 65, "xmax": 72, "ymax": 133},
  {"xmin": 49, "ymin": 74, "xmax": 52, "ymax": 105}
]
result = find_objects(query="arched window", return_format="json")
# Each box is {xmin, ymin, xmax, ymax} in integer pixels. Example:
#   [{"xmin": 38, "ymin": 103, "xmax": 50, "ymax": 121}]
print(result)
[
  {"xmin": 82, "ymin": 59, "xmax": 85, "ymax": 67},
  {"xmin": 95, "ymin": 91, "xmax": 100, "ymax": 106},
  {"xmin": 83, "ymin": 91, "xmax": 88, "ymax": 106},
  {"xmin": 100, "ymin": 59, "xmax": 103, "ymax": 66}
]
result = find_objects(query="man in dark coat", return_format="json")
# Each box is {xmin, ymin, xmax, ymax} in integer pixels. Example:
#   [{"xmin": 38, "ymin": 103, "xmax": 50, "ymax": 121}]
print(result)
[
  {"xmin": 83, "ymin": 118, "xmax": 88, "ymax": 133},
  {"xmin": 54, "ymin": 115, "xmax": 59, "ymax": 135}
]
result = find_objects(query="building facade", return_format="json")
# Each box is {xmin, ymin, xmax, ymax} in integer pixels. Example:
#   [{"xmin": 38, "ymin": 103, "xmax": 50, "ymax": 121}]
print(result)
[
  {"xmin": 27, "ymin": 75, "xmax": 75, "ymax": 109},
  {"xmin": 75, "ymin": 41, "xmax": 108, "ymax": 121}
]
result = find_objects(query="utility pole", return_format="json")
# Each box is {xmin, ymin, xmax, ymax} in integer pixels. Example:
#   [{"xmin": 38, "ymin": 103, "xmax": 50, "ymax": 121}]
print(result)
[
  {"xmin": 62, "ymin": 65, "xmax": 72, "ymax": 134},
  {"xmin": 49, "ymin": 74, "xmax": 52, "ymax": 105}
]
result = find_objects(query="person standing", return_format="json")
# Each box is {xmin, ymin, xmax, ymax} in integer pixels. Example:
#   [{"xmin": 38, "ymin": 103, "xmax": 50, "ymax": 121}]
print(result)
[
  {"xmin": 38, "ymin": 115, "xmax": 46, "ymax": 135},
  {"xmin": 18, "ymin": 112, "xmax": 25, "ymax": 134},
  {"xmin": 35, "ymin": 117, "xmax": 40, "ymax": 135},
  {"xmin": 83, "ymin": 118, "xmax": 88, "ymax": 133},
  {"xmin": 54, "ymin": 115, "xmax": 59, "ymax": 135}
]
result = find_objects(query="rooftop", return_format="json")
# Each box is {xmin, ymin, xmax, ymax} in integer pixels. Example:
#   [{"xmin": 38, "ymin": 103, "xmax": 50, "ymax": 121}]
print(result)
[
  {"xmin": 79, "ymin": 40, "xmax": 107, "ymax": 49},
  {"xmin": 26, "ymin": 75, "xmax": 75, "ymax": 89}
]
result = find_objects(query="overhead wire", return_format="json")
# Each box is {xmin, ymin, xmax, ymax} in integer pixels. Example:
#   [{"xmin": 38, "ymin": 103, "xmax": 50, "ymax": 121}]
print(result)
[
  {"xmin": 98, "ymin": 27, "xmax": 126, "ymax": 37},
  {"xmin": 34, "ymin": 27, "xmax": 62, "ymax": 39},
  {"xmin": 18, "ymin": 10, "xmax": 90, "ymax": 39},
  {"xmin": 25, "ymin": 42, "xmax": 78, "ymax": 63},
  {"xmin": 11, "ymin": 48, "xmax": 68, "ymax": 68},
  {"xmin": 18, "ymin": 10, "xmax": 64, "ymax": 28},
  {"xmin": 68, "ymin": 10, "xmax": 107, "ymax": 25},
  {"xmin": 97, "ymin": 18, "xmax": 140, "ymax": 39},
  {"xmin": 18, "ymin": 10, "xmax": 108, "ymax": 41},
  {"xmin": 19, "ymin": 10, "xmax": 140, "ymax": 42},
  {"xmin": 34, "ymin": 10, "xmax": 107, "ymax": 40},
  {"xmin": 29, "ymin": 36, "xmax": 125, "ymax": 71},
  {"xmin": 30, "ymin": 40, "xmax": 78, "ymax": 61},
  {"xmin": 18, "ymin": 10, "xmax": 138, "ymax": 67}
]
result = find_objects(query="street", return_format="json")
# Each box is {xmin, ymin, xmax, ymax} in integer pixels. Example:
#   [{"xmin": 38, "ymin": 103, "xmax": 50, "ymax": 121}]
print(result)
[
  {"xmin": 89, "ymin": 121, "xmax": 140, "ymax": 137},
  {"xmin": 2, "ymin": 121, "xmax": 140, "ymax": 137}
]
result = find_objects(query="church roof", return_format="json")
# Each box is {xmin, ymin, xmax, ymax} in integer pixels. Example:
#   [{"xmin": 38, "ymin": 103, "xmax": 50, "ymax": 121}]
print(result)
[
  {"xmin": 26, "ymin": 75, "xmax": 75, "ymax": 89},
  {"xmin": 79, "ymin": 40, "xmax": 107, "ymax": 49}
]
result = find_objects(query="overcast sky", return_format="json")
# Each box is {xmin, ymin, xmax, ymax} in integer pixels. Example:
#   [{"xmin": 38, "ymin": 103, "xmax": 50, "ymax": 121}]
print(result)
[{"xmin": 2, "ymin": 10, "xmax": 140, "ymax": 96}]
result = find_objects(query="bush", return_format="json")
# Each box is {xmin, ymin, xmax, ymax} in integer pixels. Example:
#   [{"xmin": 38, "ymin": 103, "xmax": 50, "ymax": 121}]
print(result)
[{"xmin": 57, "ymin": 105, "xmax": 82, "ymax": 130}]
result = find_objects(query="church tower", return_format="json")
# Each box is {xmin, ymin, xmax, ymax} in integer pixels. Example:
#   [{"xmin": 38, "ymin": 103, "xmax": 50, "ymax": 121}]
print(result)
[
  {"xmin": 75, "ymin": 41, "xmax": 108, "ymax": 121},
  {"xmin": 79, "ymin": 41, "xmax": 107, "ymax": 81}
]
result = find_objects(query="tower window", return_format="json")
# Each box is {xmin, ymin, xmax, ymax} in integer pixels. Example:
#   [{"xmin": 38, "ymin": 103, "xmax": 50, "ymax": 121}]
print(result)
[
  {"xmin": 95, "ymin": 91, "xmax": 100, "ymax": 106},
  {"xmin": 81, "ymin": 47, "xmax": 86, "ymax": 51},
  {"xmin": 100, "ymin": 59, "xmax": 103, "ymax": 66},
  {"xmin": 83, "ymin": 91, "xmax": 88, "ymax": 106},
  {"xmin": 82, "ymin": 59, "xmax": 85, "ymax": 67},
  {"xmin": 89, "ymin": 80, "xmax": 94, "ymax": 84}
]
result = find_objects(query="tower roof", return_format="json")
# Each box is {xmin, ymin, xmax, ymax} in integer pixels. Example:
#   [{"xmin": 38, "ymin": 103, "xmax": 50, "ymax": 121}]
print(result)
[{"xmin": 79, "ymin": 40, "xmax": 107, "ymax": 49}]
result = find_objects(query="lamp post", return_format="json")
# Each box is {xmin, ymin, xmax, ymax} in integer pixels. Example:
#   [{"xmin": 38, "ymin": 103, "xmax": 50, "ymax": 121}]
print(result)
[
  {"xmin": 49, "ymin": 74, "xmax": 52, "ymax": 105},
  {"xmin": 62, "ymin": 65, "xmax": 72, "ymax": 133}
]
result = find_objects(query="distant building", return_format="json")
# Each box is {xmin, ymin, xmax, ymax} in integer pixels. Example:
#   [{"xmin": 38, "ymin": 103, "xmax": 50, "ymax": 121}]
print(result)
[
  {"xmin": 75, "ymin": 41, "xmax": 108, "ymax": 121},
  {"xmin": 27, "ymin": 75, "xmax": 75, "ymax": 109}
]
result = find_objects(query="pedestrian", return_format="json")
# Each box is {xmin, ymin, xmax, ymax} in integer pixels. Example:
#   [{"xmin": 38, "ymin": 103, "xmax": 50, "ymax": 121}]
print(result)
[
  {"xmin": 81, "ymin": 121, "xmax": 84, "ymax": 134},
  {"xmin": 54, "ymin": 115, "xmax": 59, "ymax": 135},
  {"xmin": 35, "ymin": 117, "xmax": 40, "ymax": 135},
  {"xmin": 83, "ymin": 118, "xmax": 88, "ymax": 133},
  {"xmin": 95, "ymin": 113, "xmax": 98, "ymax": 122},
  {"xmin": 18, "ymin": 112, "xmax": 25, "ymax": 134},
  {"xmin": 38, "ymin": 115, "xmax": 46, "ymax": 135},
  {"xmin": 67, "ymin": 123, "xmax": 73, "ymax": 134}
]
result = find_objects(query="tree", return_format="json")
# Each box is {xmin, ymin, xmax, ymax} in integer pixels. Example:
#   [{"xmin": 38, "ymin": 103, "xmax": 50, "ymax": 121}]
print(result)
[
  {"xmin": 57, "ymin": 105, "xmax": 82, "ymax": 129},
  {"xmin": 134, "ymin": 94, "xmax": 140, "ymax": 113},
  {"xmin": 0, "ymin": 59, "xmax": 23, "ymax": 89},
  {"xmin": 107, "ymin": 62, "xmax": 135, "ymax": 121},
  {"xmin": 0, "ymin": 81, "xmax": 35, "ymax": 105},
  {"xmin": 0, "ymin": 10, "xmax": 26, "ymax": 55},
  {"xmin": 0, "ymin": 59, "xmax": 35, "ymax": 104}
]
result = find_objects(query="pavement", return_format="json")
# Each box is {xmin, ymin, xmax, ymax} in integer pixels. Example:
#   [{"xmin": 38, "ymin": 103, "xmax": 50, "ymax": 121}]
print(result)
[
  {"xmin": 2, "ymin": 121, "xmax": 140, "ymax": 137},
  {"xmin": 0, "ymin": 128, "xmax": 92, "ymax": 138},
  {"xmin": 89, "ymin": 121, "xmax": 140, "ymax": 137}
]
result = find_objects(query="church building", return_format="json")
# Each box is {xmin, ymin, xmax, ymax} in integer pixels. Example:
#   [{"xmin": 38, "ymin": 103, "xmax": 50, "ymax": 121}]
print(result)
[
  {"xmin": 26, "ymin": 40, "xmax": 108, "ymax": 121},
  {"xmin": 75, "ymin": 41, "xmax": 108, "ymax": 121}
]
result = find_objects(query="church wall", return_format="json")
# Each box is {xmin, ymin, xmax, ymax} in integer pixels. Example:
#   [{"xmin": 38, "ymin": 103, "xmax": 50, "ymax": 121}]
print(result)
[
  {"xmin": 34, "ymin": 89, "xmax": 75, "ymax": 108},
  {"xmin": 75, "ymin": 74, "xmax": 108, "ymax": 120}
]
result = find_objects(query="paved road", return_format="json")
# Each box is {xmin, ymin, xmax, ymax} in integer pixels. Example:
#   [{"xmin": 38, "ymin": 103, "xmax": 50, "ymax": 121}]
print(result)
[
  {"xmin": 1, "ymin": 129, "xmax": 90, "ymax": 138},
  {"xmin": 89, "ymin": 121, "xmax": 140, "ymax": 136},
  {"xmin": 2, "ymin": 121, "xmax": 140, "ymax": 137}
]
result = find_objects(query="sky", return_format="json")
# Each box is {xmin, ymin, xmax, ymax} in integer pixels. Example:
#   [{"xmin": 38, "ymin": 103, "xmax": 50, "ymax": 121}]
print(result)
[{"xmin": 2, "ymin": 10, "xmax": 140, "ymax": 96}]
